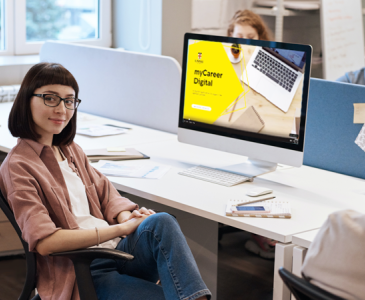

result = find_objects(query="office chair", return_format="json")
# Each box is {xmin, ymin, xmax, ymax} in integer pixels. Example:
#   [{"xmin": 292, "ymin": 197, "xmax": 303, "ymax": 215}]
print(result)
[
  {"xmin": 278, "ymin": 267, "xmax": 345, "ymax": 300},
  {"xmin": 0, "ymin": 190, "xmax": 134, "ymax": 300}
]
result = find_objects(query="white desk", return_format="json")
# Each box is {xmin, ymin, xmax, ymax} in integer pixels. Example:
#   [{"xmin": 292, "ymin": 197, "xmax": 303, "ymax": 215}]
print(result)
[
  {"xmin": 290, "ymin": 229, "xmax": 319, "ymax": 300},
  {"xmin": 291, "ymin": 229, "xmax": 319, "ymax": 276},
  {"xmin": 292, "ymin": 229, "xmax": 318, "ymax": 250},
  {"xmin": 103, "ymin": 139, "xmax": 365, "ymax": 300},
  {"xmin": 106, "ymin": 139, "xmax": 365, "ymax": 240},
  {"xmin": 2, "ymin": 102, "xmax": 365, "ymax": 300}
]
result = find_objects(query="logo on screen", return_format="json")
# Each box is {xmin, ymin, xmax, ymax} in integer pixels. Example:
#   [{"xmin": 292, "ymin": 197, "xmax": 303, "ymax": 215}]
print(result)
[{"xmin": 195, "ymin": 52, "xmax": 204, "ymax": 64}]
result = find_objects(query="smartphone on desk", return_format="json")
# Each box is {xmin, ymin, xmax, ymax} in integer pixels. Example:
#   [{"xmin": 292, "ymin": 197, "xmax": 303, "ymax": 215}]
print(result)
[{"xmin": 231, "ymin": 206, "xmax": 270, "ymax": 213}]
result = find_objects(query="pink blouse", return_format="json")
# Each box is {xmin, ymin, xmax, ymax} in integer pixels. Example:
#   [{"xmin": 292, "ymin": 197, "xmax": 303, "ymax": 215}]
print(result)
[{"xmin": 0, "ymin": 138, "xmax": 138, "ymax": 300}]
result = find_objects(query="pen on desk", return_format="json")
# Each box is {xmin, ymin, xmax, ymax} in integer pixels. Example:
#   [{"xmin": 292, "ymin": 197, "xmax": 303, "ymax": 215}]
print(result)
[
  {"xmin": 236, "ymin": 195, "xmax": 276, "ymax": 206},
  {"xmin": 104, "ymin": 124, "xmax": 132, "ymax": 130}
]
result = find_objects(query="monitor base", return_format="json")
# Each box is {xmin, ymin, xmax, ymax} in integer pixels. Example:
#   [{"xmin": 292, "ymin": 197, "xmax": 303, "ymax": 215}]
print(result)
[{"xmin": 217, "ymin": 158, "xmax": 277, "ymax": 179}]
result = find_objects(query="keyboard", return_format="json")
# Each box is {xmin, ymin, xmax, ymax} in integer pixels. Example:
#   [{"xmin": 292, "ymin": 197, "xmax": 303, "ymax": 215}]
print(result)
[
  {"xmin": 178, "ymin": 166, "xmax": 250, "ymax": 187},
  {"xmin": 252, "ymin": 50, "xmax": 298, "ymax": 92}
]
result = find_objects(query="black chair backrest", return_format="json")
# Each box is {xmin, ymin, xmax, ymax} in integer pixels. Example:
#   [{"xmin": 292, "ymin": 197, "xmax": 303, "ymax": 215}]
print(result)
[
  {"xmin": 279, "ymin": 267, "xmax": 345, "ymax": 300},
  {"xmin": 0, "ymin": 190, "xmax": 38, "ymax": 300}
]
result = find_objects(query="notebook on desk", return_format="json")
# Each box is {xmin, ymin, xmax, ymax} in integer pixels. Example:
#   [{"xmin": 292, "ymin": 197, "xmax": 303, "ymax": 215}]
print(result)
[
  {"xmin": 226, "ymin": 199, "xmax": 291, "ymax": 219},
  {"xmin": 84, "ymin": 148, "xmax": 149, "ymax": 162}
]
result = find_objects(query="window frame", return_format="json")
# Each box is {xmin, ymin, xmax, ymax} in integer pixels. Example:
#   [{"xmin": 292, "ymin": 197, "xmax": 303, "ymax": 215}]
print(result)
[
  {"xmin": 0, "ymin": 0, "xmax": 14, "ymax": 55},
  {"xmin": 13, "ymin": 0, "xmax": 112, "ymax": 55}
]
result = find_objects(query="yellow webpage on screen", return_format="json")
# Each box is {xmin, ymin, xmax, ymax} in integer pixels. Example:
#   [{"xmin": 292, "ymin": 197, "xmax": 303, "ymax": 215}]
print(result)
[{"xmin": 183, "ymin": 41, "xmax": 244, "ymax": 124}]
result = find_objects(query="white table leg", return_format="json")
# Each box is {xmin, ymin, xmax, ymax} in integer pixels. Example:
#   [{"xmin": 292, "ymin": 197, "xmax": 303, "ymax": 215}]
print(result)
[
  {"xmin": 273, "ymin": 242, "xmax": 295, "ymax": 300},
  {"xmin": 292, "ymin": 246, "xmax": 307, "ymax": 277},
  {"xmin": 291, "ymin": 246, "xmax": 307, "ymax": 300}
]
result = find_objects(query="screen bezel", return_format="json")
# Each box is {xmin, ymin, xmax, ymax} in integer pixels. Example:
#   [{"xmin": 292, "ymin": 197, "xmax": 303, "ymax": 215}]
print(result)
[{"xmin": 178, "ymin": 33, "xmax": 312, "ymax": 152}]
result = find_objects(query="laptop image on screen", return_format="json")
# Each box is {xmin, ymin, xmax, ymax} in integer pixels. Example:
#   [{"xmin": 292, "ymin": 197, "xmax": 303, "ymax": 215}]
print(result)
[{"xmin": 241, "ymin": 46, "xmax": 306, "ymax": 113}]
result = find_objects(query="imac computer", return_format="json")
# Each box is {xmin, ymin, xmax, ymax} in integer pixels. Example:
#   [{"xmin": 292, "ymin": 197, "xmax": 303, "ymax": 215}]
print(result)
[{"xmin": 178, "ymin": 33, "xmax": 312, "ymax": 181}]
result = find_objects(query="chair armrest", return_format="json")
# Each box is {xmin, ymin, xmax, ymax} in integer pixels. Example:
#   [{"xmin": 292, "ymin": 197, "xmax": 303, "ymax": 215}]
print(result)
[
  {"xmin": 50, "ymin": 248, "xmax": 133, "ymax": 300},
  {"xmin": 50, "ymin": 247, "xmax": 134, "ymax": 261}
]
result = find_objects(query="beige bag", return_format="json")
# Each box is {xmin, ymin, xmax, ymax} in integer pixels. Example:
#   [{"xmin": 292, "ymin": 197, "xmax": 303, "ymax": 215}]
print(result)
[{"xmin": 301, "ymin": 210, "xmax": 365, "ymax": 300}]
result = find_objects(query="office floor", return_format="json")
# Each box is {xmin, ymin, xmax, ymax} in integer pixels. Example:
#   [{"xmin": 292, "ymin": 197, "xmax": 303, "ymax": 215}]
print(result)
[
  {"xmin": 218, "ymin": 230, "xmax": 274, "ymax": 300},
  {"xmin": 0, "ymin": 230, "xmax": 273, "ymax": 300}
]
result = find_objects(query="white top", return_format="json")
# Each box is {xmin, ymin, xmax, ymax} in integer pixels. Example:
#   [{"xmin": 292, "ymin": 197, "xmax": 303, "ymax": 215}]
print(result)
[{"xmin": 58, "ymin": 155, "xmax": 120, "ymax": 249}]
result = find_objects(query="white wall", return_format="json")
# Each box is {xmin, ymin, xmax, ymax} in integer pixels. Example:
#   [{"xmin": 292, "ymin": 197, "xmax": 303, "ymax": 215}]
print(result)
[
  {"xmin": 161, "ymin": 0, "xmax": 192, "ymax": 65},
  {"xmin": 112, "ymin": 0, "xmax": 163, "ymax": 55},
  {"xmin": 0, "ymin": 65, "xmax": 33, "ymax": 86},
  {"xmin": 112, "ymin": 0, "xmax": 191, "ymax": 66}
]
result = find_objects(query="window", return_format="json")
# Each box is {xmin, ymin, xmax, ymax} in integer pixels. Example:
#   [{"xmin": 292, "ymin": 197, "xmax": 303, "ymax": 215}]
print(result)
[
  {"xmin": 0, "ymin": 0, "xmax": 3, "ymax": 51},
  {"xmin": 0, "ymin": 0, "xmax": 14, "ymax": 55},
  {"xmin": 0, "ymin": 0, "xmax": 111, "ymax": 55}
]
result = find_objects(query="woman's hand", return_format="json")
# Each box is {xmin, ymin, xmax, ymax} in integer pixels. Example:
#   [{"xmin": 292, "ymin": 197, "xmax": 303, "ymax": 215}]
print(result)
[
  {"xmin": 119, "ymin": 207, "xmax": 156, "ymax": 223},
  {"xmin": 117, "ymin": 207, "xmax": 156, "ymax": 236},
  {"xmin": 120, "ymin": 214, "xmax": 150, "ymax": 236}
]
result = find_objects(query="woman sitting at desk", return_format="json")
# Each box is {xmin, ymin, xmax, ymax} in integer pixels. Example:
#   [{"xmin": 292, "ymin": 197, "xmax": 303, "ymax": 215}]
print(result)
[{"xmin": 0, "ymin": 62, "xmax": 211, "ymax": 300}]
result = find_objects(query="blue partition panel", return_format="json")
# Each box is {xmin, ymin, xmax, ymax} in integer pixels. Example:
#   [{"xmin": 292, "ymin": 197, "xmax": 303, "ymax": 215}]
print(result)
[{"xmin": 304, "ymin": 78, "xmax": 365, "ymax": 179}]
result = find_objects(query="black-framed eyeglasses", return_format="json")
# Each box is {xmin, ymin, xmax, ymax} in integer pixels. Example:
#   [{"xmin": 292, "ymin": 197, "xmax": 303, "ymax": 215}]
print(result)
[{"xmin": 33, "ymin": 94, "xmax": 81, "ymax": 110}]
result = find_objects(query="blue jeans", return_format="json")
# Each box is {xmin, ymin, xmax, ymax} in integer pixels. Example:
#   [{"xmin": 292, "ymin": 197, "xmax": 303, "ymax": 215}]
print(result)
[{"xmin": 91, "ymin": 213, "xmax": 211, "ymax": 300}]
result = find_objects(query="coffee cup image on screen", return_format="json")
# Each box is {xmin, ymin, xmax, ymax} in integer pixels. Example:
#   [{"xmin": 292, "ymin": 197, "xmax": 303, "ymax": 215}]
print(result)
[{"xmin": 183, "ymin": 40, "xmax": 306, "ymax": 139}]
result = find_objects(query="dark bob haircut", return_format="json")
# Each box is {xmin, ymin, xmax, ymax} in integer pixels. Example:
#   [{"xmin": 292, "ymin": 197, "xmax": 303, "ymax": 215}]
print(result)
[{"xmin": 8, "ymin": 62, "xmax": 79, "ymax": 146}]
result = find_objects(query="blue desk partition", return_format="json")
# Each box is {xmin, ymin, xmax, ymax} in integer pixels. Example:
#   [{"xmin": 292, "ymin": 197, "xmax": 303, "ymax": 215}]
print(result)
[{"xmin": 304, "ymin": 78, "xmax": 365, "ymax": 179}]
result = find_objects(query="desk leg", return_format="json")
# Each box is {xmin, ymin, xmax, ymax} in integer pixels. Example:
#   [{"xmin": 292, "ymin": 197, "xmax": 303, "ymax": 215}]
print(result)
[
  {"xmin": 292, "ymin": 246, "xmax": 307, "ymax": 277},
  {"xmin": 123, "ymin": 195, "xmax": 218, "ymax": 300},
  {"xmin": 273, "ymin": 242, "xmax": 295, "ymax": 300},
  {"xmin": 291, "ymin": 246, "xmax": 307, "ymax": 300}
]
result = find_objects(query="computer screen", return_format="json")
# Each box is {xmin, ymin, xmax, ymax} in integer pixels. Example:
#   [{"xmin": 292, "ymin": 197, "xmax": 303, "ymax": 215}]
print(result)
[{"xmin": 178, "ymin": 33, "xmax": 312, "ymax": 171}]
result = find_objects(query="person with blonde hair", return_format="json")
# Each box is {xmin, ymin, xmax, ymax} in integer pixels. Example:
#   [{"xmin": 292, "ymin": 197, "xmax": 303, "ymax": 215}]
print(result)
[{"xmin": 227, "ymin": 10, "xmax": 271, "ymax": 41}]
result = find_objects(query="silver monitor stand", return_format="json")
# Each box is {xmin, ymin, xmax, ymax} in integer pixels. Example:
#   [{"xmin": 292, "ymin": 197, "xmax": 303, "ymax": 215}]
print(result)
[{"xmin": 216, "ymin": 158, "xmax": 277, "ymax": 179}]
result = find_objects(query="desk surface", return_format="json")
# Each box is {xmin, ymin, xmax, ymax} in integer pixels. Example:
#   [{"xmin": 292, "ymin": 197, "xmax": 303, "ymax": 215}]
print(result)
[
  {"xmin": 105, "ymin": 139, "xmax": 365, "ymax": 243},
  {"xmin": 2, "ymin": 102, "xmax": 364, "ymax": 244},
  {"xmin": 292, "ymin": 229, "xmax": 319, "ymax": 249}
]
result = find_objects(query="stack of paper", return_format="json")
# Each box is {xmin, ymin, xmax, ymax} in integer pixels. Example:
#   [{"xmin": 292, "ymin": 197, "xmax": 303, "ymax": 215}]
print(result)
[
  {"xmin": 225, "ymin": 199, "xmax": 291, "ymax": 218},
  {"xmin": 93, "ymin": 160, "xmax": 170, "ymax": 179},
  {"xmin": 84, "ymin": 148, "xmax": 149, "ymax": 162}
]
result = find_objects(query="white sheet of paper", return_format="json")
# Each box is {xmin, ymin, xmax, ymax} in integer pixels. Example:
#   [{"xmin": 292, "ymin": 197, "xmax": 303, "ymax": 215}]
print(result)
[
  {"xmin": 94, "ymin": 160, "xmax": 170, "ymax": 179},
  {"xmin": 77, "ymin": 112, "xmax": 97, "ymax": 122},
  {"xmin": 355, "ymin": 123, "xmax": 365, "ymax": 152},
  {"xmin": 107, "ymin": 147, "xmax": 126, "ymax": 152}
]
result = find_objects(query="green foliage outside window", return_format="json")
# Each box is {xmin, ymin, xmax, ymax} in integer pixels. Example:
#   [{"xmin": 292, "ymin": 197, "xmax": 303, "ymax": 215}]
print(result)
[{"xmin": 26, "ymin": 0, "xmax": 66, "ymax": 42}]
